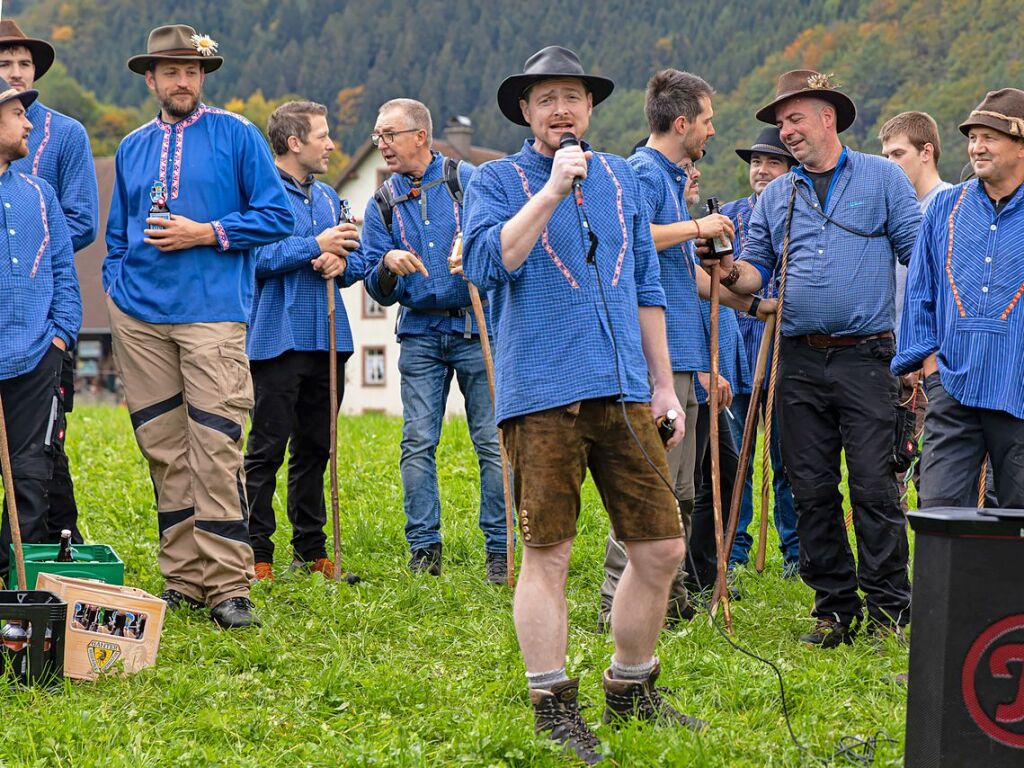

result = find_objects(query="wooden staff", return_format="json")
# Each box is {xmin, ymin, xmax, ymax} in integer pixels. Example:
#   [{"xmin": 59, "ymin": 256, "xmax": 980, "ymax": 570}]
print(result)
[
  {"xmin": 712, "ymin": 315, "xmax": 775, "ymax": 614},
  {"xmin": 978, "ymin": 456, "xmax": 988, "ymax": 509},
  {"xmin": 452, "ymin": 235, "xmax": 516, "ymax": 587},
  {"xmin": 0, "ymin": 392, "xmax": 27, "ymax": 591},
  {"xmin": 707, "ymin": 263, "xmax": 732, "ymax": 632},
  {"xmin": 327, "ymin": 277, "xmax": 343, "ymax": 582}
]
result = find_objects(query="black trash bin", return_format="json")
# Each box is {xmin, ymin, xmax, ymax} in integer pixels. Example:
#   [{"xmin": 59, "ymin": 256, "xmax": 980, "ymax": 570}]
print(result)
[
  {"xmin": 0, "ymin": 590, "xmax": 66, "ymax": 688},
  {"xmin": 906, "ymin": 507, "xmax": 1024, "ymax": 767}
]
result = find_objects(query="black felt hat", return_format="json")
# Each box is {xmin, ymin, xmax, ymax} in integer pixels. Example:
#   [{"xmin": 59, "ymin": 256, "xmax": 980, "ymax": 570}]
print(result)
[
  {"xmin": 735, "ymin": 126, "xmax": 796, "ymax": 165},
  {"xmin": 497, "ymin": 46, "xmax": 614, "ymax": 126},
  {"xmin": 0, "ymin": 76, "xmax": 38, "ymax": 111}
]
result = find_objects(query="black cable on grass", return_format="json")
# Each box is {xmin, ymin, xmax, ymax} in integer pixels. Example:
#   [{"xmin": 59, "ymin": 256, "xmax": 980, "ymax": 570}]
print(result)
[{"xmin": 580, "ymin": 208, "xmax": 893, "ymax": 766}]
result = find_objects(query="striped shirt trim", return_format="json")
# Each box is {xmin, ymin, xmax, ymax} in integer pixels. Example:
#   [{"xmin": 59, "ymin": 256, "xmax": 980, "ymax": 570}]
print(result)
[
  {"xmin": 31, "ymin": 111, "xmax": 51, "ymax": 175},
  {"xmin": 509, "ymin": 161, "xmax": 579, "ymax": 288},
  {"xmin": 594, "ymin": 153, "xmax": 628, "ymax": 286},
  {"xmin": 212, "ymin": 220, "xmax": 230, "ymax": 250},
  {"xmin": 18, "ymin": 173, "xmax": 50, "ymax": 278}
]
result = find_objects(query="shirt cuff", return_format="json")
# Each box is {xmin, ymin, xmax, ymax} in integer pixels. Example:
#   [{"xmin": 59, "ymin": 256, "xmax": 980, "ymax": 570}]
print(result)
[
  {"xmin": 637, "ymin": 284, "xmax": 667, "ymax": 308},
  {"xmin": 211, "ymin": 221, "xmax": 230, "ymax": 251},
  {"xmin": 891, "ymin": 343, "xmax": 936, "ymax": 376}
]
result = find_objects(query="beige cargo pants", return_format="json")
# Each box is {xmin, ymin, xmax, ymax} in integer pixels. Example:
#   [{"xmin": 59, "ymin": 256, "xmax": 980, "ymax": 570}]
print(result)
[{"xmin": 108, "ymin": 297, "xmax": 255, "ymax": 606}]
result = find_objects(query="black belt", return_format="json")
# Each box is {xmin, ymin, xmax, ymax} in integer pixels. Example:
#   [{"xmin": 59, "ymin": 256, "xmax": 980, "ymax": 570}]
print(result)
[
  {"xmin": 796, "ymin": 331, "xmax": 893, "ymax": 349},
  {"xmin": 409, "ymin": 302, "xmax": 486, "ymax": 338}
]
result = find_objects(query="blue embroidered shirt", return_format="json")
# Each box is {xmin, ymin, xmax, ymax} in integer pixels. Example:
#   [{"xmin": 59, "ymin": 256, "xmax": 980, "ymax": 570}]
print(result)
[
  {"xmin": 893, "ymin": 180, "xmax": 1024, "ymax": 418},
  {"xmin": 627, "ymin": 147, "xmax": 707, "ymax": 372},
  {"xmin": 463, "ymin": 139, "xmax": 665, "ymax": 424},
  {"xmin": 11, "ymin": 101, "xmax": 98, "ymax": 253},
  {"xmin": 362, "ymin": 151, "xmax": 482, "ymax": 338},
  {"xmin": 0, "ymin": 169, "xmax": 81, "ymax": 379},
  {"xmin": 247, "ymin": 171, "xmax": 367, "ymax": 361},
  {"xmin": 103, "ymin": 104, "xmax": 294, "ymax": 324},
  {"xmin": 741, "ymin": 148, "xmax": 921, "ymax": 337}
]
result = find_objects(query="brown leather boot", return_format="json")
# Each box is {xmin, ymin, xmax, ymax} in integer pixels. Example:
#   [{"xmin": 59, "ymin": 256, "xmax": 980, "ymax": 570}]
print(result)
[
  {"xmin": 602, "ymin": 664, "xmax": 707, "ymax": 729},
  {"xmin": 529, "ymin": 679, "xmax": 605, "ymax": 764},
  {"xmin": 253, "ymin": 562, "xmax": 274, "ymax": 582}
]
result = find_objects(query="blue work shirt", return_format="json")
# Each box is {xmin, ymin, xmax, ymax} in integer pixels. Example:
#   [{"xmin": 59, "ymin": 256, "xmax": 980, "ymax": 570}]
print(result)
[
  {"xmin": 362, "ymin": 151, "xmax": 482, "ymax": 339},
  {"xmin": 741, "ymin": 148, "xmax": 921, "ymax": 337},
  {"xmin": 247, "ymin": 171, "xmax": 367, "ymax": 361},
  {"xmin": 893, "ymin": 180, "xmax": 1024, "ymax": 418},
  {"xmin": 463, "ymin": 139, "xmax": 665, "ymax": 424},
  {"xmin": 627, "ymin": 147, "xmax": 707, "ymax": 372},
  {"xmin": 0, "ymin": 169, "xmax": 82, "ymax": 379},
  {"xmin": 722, "ymin": 193, "xmax": 774, "ymax": 388},
  {"xmin": 11, "ymin": 101, "xmax": 98, "ymax": 252},
  {"xmin": 103, "ymin": 105, "xmax": 294, "ymax": 324}
]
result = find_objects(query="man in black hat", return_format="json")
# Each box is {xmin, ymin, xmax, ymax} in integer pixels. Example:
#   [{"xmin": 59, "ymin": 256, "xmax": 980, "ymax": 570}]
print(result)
[
  {"xmin": 718, "ymin": 127, "xmax": 799, "ymax": 575},
  {"xmin": 893, "ymin": 88, "xmax": 1024, "ymax": 509},
  {"xmin": 463, "ymin": 46, "xmax": 703, "ymax": 764},
  {"xmin": 700, "ymin": 70, "xmax": 920, "ymax": 647},
  {"xmin": 0, "ymin": 77, "xmax": 81, "ymax": 585},
  {"xmin": 1, "ymin": 18, "xmax": 99, "ymax": 546}
]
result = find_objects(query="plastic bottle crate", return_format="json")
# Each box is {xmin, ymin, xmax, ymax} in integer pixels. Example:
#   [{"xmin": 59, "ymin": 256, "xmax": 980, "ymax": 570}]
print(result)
[
  {"xmin": 7, "ymin": 543, "xmax": 125, "ymax": 589},
  {"xmin": 0, "ymin": 590, "xmax": 67, "ymax": 688}
]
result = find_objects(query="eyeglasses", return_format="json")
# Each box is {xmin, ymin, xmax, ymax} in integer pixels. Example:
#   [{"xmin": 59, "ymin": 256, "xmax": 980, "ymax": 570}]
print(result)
[{"xmin": 370, "ymin": 128, "xmax": 420, "ymax": 147}]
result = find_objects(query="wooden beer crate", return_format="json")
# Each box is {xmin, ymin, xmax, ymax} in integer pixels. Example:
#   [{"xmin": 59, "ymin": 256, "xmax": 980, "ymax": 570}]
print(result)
[{"xmin": 35, "ymin": 573, "xmax": 166, "ymax": 681}]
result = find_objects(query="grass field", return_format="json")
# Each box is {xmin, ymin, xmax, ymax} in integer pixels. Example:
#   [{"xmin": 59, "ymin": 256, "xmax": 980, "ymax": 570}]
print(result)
[{"xmin": 0, "ymin": 405, "xmax": 909, "ymax": 767}]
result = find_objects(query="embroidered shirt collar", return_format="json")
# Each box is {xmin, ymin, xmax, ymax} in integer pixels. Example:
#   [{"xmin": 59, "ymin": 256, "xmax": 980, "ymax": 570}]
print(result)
[{"xmin": 155, "ymin": 102, "xmax": 206, "ymax": 129}]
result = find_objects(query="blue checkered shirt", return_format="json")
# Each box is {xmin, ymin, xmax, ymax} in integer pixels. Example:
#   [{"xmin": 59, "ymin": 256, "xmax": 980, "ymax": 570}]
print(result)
[
  {"xmin": 463, "ymin": 139, "xmax": 665, "ymax": 423},
  {"xmin": 627, "ymin": 147, "xmax": 707, "ymax": 373},
  {"xmin": 247, "ymin": 172, "xmax": 366, "ymax": 361},
  {"xmin": 11, "ymin": 101, "xmax": 98, "ymax": 253},
  {"xmin": 893, "ymin": 181, "xmax": 1024, "ymax": 418},
  {"xmin": 362, "ymin": 152, "xmax": 483, "ymax": 338},
  {"xmin": 0, "ymin": 169, "xmax": 82, "ymax": 379},
  {"xmin": 741, "ymin": 148, "xmax": 921, "ymax": 336}
]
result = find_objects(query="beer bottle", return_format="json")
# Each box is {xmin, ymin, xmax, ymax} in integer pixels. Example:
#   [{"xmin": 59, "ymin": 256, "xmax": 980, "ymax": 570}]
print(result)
[
  {"xmin": 1, "ymin": 620, "xmax": 28, "ymax": 653},
  {"xmin": 149, "ymin": 180, "xmax": 171, "ymax": 221},
  {"xmin": 705, "ymin": 197, "xmax": 734, "ymax": 258},
  {"xmin": 658, "ymin": 409, "xmax": 679, "ymax": 445},
  {"xmin": 56, "ymin": 529, "xmax": 73, "ymax": 562}
]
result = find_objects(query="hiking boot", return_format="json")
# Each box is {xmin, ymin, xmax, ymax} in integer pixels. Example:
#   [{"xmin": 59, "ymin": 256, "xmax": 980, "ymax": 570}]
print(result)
[
  {"xmin": 485, "ymin": 551, "xmax": 508, "ymax": 584},
  {"xmin": 253, "ymin": 562, "xmax": 274, "ymax": 582},
  {"xmin": 529, "ymin": 679, "xmax": 605, "ymax": 765},
  {"xmin": 800, "ymin": 617, "xmax": 856, "ymax": 648},
  {"xmin": 210, "ymin": 597, "xmax": 261, "ymax": 629},
  {"xmin": 308, "ymin": 557, "xmax": 336, "ymax": 579},
  {"xmin": 602, "ymin": 664, "xmax": 707, "ymax": 730},
  {"xmin": 160, "ymin": 589, "xmax": 204, "ymax": 611},
  {"xmin": 409, "ymin": 543, "xmax": 442, "ymax": 576}
]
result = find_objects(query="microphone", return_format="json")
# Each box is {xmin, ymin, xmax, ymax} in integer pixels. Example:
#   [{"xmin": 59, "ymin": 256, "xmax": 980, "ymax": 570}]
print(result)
[
  {"xmin": 559, "ymin": 132, "xmax": 584, "ymax": 199},
  {"xmin": 559, "ymin": 132, "xmax": 598, "ymax": 264}
]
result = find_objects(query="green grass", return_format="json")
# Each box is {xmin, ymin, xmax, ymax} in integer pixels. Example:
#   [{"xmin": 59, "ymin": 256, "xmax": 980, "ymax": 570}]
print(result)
[{"xmin": 0, "ymin": 406, "xmax": 909, "ymax": 767}]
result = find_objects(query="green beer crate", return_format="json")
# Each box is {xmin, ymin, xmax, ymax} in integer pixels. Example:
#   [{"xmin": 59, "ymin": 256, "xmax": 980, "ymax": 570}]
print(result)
[{"xmin": 7, "ymin": 544, "xmax": 125, "ymax": 589}]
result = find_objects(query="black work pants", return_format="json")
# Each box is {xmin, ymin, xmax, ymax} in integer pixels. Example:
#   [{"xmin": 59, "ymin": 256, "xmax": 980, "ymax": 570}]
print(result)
[
  {"xmin": 46, "ymin": 349, "xmax": 81, "ymax": 543},
  {"xmin": 778, "ymin": 336, "xmax": 911, "ymax": 627},
  {"xmin": 244, "ymin": 350, "xmax": 345, "ymax": 564},
  {"xmin": 919, "ymin": 374, "xmax": 1024, "ymax": 508},
  {"xmin": 0, "ymin": 345, "xmax": 64, "ymax": 583},
  {"xmin": 687, "ymin": 404, "xmax": 739, "ymax": 591}
]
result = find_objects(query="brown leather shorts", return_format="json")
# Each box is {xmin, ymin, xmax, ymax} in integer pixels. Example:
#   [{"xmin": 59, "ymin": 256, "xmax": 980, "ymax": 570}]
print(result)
[{"xmin": 502, "ymin": 398, "xmax": 683, "ymax": 547}]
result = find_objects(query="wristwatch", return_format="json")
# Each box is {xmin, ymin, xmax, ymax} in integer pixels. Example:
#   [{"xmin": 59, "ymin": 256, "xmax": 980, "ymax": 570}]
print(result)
[
  {"xmin": 747, "ymin": 296, "xmax": 761, "ymax": 317},
  {"xmin": 721, "ymin": 264, "xmax": 741, "ymax": 288}
]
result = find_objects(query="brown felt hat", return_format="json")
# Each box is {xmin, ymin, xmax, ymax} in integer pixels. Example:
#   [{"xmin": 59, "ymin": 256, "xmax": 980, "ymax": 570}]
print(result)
[
  {"xmin": 0, "ymin": 19, "xmax": 55, "ymax": 81},
  {"xmin": 127, "ymin": 24, "xmax": 223, "ymax": 75},
  {"xmin": 959, "ymin": 88, "xmax": 1024, "ymax": 139},
  {"xmin": 756, "ymin": 69, "xmax": 857, "ymax": 134}
]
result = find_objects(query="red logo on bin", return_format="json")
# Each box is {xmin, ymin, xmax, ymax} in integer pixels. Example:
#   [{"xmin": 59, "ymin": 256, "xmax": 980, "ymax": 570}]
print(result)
[{"xmin": 962, "ymin": 614, "xmax": 1024, "ymax": 748}]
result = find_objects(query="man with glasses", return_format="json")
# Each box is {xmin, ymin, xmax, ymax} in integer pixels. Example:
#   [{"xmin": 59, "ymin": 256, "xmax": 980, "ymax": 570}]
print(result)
[{"xmin": 362, "ymin": 98, "xmax": 508, "ymax": 582}]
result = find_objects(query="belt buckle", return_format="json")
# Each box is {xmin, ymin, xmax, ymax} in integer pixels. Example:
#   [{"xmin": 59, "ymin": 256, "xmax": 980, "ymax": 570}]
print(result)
[{"xmin": 806, "ymin": 334, "xmax": 828, "ymax": 349}]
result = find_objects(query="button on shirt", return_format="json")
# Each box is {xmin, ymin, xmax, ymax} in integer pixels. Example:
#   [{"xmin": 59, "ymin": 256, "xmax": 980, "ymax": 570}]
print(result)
[
  {"xmin": 0, "ymin": 169, "xmax": 82, "ymax": 379},
  {"xmin": 11, "ymin": 101, "xmax": 98, "ymax": 253},
  {"xmin": 893, "ymin": 180, "xmax": 1024, "ymax": 418},
  {"xmin": 463, "ymin": 139, "xmax": 665, "ymax": 424},
  {"xmin": 362, "ymin": 151, "xmax": 481, "ymax": 338},
  {"xmin": 627, "ymin": 147, "xmax": 707, "ymax": 373},
  {"xmin": 741, "ymin": 148, "xmax": 921, "ymax": 336},
  {"xmin": 103, "ymin": 105, "xmax": 294, "ymax": 324},
  {"xmin": 247, "ymin": 172, "xmax": 367, "ymax": 361}
]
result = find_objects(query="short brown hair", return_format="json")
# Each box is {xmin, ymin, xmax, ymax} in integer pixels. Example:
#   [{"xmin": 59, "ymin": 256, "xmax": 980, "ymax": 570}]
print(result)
[
  {"xmin": 878, "ymin": 111, "xmax": 943, "ymax": 162},
  {"xmin": 644, "ymin": 69, "xmax": 714, "ymax": 134},
  {"xmin": 267, "ymin": 100, "xmax": 328, "ymax": 156}
]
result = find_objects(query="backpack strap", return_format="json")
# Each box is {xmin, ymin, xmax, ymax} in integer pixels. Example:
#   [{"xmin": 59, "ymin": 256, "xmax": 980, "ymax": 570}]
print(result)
[
  {"xmin": 374, "ymin": 159, "xmax": 465, "ymax": 234},
  {"xmin": 443, "ymin": 157, "xmax": 465, "ymax": 206},
  {"xmin": 372, "ymin": 180, "xmax": 397, "ymax": 234}
]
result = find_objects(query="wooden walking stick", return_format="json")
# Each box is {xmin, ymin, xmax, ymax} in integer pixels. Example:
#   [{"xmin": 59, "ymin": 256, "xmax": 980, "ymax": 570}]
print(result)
[
  {"xmin": 978, "ymin": 456, "xmax": 988, "ymax": 509},
  {"xmin": 452, "ymin": 235, "xmax": 516, "ymax": 587},
  {"xmin": 0, "ymin": 392, "xmax": 27, "ymax": 591},
  {"xmin": 712, "ymin": 315, "xmax": 775, "ymax": 616},
  {"xmin": 707, "ymin": 262, "xmax": 733, "ymax": 632}
]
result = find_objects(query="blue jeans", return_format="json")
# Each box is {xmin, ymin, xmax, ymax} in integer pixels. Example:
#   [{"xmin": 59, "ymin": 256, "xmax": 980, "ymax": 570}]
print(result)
[
  {"xmin": 398, "ymin": 333, "xmax": 506, "ymax": 553},
  {"xmin": 727, "ymin": 392, "xmax": 799, "ymax": 566}
]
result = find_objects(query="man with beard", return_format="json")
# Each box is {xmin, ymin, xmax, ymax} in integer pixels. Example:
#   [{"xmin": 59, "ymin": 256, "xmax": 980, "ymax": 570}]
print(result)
[
  {"xmin": 893, "ymin": 89, "xmax": 1024, "ymax": 508},
  {"xmin": 245, "ymin": 101, "xmax": 364, "ymax": 581},
  {"xmin": 701, "ymin": 70, "xmax": 920, "ymax": 646},
  {"xmin": 1, "ymin": 19, "xmax": 99, "ymax": 546},
  {"xmin": 464, "ymin": 47, "xmax": 703, "ymax": 764},
  {"xmin": 362, "ymin": 98, "xmax": 507, "ymax": 582},
  {"xmin": 104, "ymin": 24, "xmax": 292, "ymax": 628},
  {"xmin": 0, "ymin": 78, "xmax": 81, "ymax": 585}
]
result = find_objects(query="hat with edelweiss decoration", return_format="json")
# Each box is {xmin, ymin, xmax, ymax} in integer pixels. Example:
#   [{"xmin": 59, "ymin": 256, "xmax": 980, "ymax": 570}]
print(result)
[
  {"xmin": 756, "ymin": 69, "xmax": 857, "ymax": 133},
  {"xmin": 127, "ymin": 24, "xmax": 223, "ymax": 75}
]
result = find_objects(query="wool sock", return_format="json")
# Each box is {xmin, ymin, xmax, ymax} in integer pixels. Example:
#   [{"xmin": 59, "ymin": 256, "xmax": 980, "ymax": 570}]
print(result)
[
  {"xmin": 610, "ymin": 655, "xmax": 657, "ymax": 681},
  {"xmin": 526, "ymin": 666, "xmax": 570, "ymax": 690}
]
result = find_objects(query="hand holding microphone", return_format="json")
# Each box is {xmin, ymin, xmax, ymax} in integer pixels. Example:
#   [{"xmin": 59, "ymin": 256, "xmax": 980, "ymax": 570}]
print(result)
[{"xmin": 544, "ymin": 132, "xmax": 591, "ymax": 199}]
